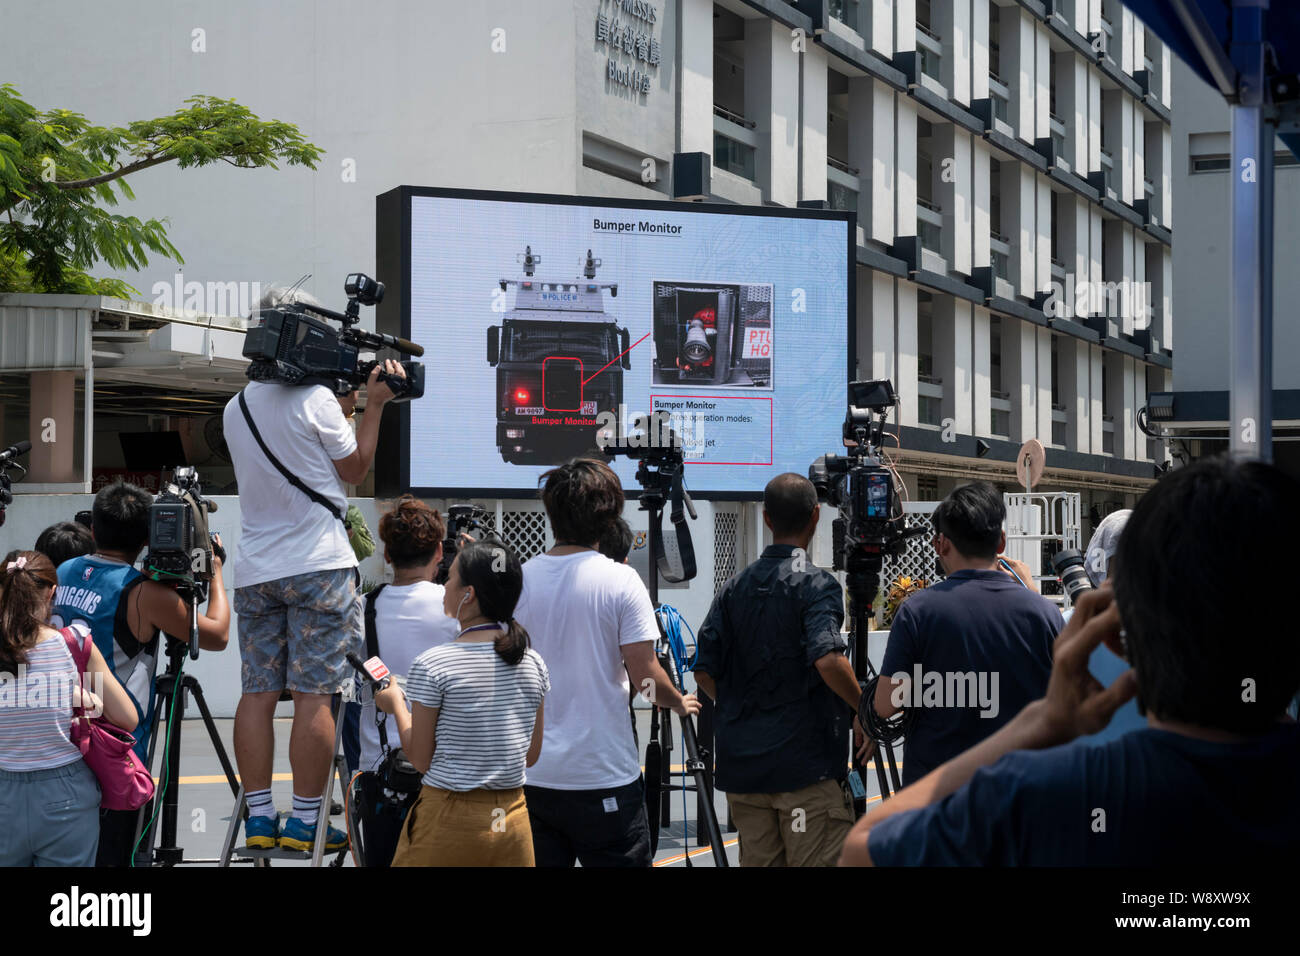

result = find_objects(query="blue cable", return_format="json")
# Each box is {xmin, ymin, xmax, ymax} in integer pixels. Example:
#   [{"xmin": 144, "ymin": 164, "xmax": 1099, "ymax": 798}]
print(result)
[{"xmin": 655, "ymin": 604, "xmax": 698, "ymax": 859}]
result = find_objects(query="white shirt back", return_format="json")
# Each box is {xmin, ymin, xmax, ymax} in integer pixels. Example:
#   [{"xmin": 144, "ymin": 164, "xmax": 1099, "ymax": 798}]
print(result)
[
  {"xmin": 358, "ymin": 581, "xmax": 458, "ymax": 771},
  {"xmin": 514, "ymin": 551, "xmax": 658, "ymax": 790},
  {"xmin": 222, "ymin": 381, "xmax": 358, "ymax": 588}
]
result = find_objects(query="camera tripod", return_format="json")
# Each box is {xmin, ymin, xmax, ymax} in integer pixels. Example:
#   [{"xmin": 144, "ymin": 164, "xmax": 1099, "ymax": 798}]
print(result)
[
  {"xmin": 632, "ymin": 460, "xmax": 728, "ymax": 867},
  {"xmin": 133, "ymin": 587, "xmax": 241, "ymax": 866},
  {"xmin": 844, "ymin": 551, "xmax": 904, "ymax": 809}
]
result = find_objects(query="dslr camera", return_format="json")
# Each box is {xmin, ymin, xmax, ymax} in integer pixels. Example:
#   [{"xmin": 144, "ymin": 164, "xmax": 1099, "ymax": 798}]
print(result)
[
  {"xmin": 435, "ymin": 504, "xmax": 494, "ymax": 585},
  {"xmin": 144, "ymin": 466, "xmax": 224, "ymax": 599},
  {"xmin": 243, "ymin": 273, "xmax": 426, "ymax": 401}
]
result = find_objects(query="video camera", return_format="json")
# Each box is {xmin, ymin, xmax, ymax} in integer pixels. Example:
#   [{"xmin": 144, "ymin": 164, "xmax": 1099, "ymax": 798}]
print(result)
[
  {"xmin": 600, "ymin": 413, "xmax": 698, "ymax": 584},
  {"xmin": 808, "ymin": 380, "xmax": 924, "ymax": 573},
  {"xmin": 434, "ymin": 504, "xmax": 494, "ymax": 585},
  {"xmin": 242, "ymin": 273, "xmax": 426, "ymax": 401},
  {"xmin": 0, "ymin": 440, "xmax": 32, "ymax": 529},
  {"xmin": 144, "ymin": 466, "xmax": 224, "ymax": 600}
]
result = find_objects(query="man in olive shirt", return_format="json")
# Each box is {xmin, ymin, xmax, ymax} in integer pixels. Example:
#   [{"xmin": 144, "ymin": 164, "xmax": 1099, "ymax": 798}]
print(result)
[{"xmin": 694, "ymin": 473, "xmax": 869, "ymax": 866}]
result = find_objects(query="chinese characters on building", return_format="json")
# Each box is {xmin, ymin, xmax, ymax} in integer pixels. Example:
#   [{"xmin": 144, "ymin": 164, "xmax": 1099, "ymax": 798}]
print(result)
[{"xmin": 596, "ymin": 0, "xmax": 660, "ymax": 95}]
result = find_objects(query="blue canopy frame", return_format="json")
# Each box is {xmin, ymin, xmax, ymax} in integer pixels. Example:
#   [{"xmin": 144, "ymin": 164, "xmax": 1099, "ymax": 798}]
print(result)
[{"xmin": 1128, "ymin": 0, "xmax": 1300, "ymax": 463}]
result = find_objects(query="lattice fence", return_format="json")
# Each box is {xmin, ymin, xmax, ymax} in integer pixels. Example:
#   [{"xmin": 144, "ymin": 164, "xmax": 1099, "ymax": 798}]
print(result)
[
  {"xmin": 712, "ymin": 510, "xmax": 740, "ymax": 594},
  {"xmin": 880, "ymin": 503, "xmax": 943, "ymax": 599},
  {"xmin": 496, "ymin": 509, "xmax": 549, "ymax": 562}
]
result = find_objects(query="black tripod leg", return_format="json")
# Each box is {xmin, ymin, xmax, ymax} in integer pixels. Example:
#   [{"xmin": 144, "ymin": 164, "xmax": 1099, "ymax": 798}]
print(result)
[
  {"xmin": 186, "ymin": 676, "xmax": 241, "ymax": 798},
  {"xmin": 696, "ymin": 695, "xmax": 715, "ymax": 847},
  {"xmin": 882, "ymin": 740, "xmax": 903, "ymax": 796},
  {"xmin": 679, "ymin": 713, "xmax": 727, "ymax": 866},
  {"xmin": 658, "ymin": 708, "xmax": 672, "ymax": 828},
  {"xmin": 644, "ymin": 706, "xmax": 662, "ymax": 855}
]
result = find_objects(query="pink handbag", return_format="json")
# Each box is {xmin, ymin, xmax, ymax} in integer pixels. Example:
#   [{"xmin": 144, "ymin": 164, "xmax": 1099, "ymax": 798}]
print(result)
[{"xmin": 61, "ymin": 627, "xmax": 155, "ymax": 811}]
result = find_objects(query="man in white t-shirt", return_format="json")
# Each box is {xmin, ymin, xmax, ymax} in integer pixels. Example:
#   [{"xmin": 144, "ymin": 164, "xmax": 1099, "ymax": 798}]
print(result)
[
  {"xmin": 222, "ymin": 286, "xmax": 405, "ymax": 852},
  {"xmin": 515, "ymin": 458, "xmax": 699, "ymax": 867}
]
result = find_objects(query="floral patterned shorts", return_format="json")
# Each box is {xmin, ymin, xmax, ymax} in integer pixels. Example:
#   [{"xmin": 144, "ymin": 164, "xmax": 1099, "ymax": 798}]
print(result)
[{"xmin": 234, "ymin": 567, "xmax": 362, "ymax": 696}]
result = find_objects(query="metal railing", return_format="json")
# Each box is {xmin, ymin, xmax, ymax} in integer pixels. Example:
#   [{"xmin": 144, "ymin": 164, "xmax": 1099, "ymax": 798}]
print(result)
[
  {"xmin": 828, "ymin": 155, "xmax": 860, "ymax": 176},
  {"xmin": 713, "ymin": 104, "xmax": 755, "ymax": 129}
]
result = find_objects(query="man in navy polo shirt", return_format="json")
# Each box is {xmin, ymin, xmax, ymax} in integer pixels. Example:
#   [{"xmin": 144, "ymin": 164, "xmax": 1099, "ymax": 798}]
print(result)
[
  {"xmin": 842, "ymin": 457, "xmax": 1300, "ymax": 866},
  {"xmin": 873, "ymin": 481, "xmax": 1061, "ymax": 786}
]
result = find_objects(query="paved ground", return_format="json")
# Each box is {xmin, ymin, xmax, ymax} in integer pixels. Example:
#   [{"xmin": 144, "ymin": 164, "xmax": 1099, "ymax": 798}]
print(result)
[{"xmin": 140, "ymin": 714, "xmax": 902, "ymax": 868}]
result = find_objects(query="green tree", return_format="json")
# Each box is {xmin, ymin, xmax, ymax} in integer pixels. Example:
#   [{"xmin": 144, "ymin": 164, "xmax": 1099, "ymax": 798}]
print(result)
[{"xmin": 0, "ymin": 85, "xmax": 322, "ymax": 297}]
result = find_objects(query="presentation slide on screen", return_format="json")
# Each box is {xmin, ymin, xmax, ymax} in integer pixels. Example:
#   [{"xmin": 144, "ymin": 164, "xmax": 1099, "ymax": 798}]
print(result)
[{"xmin": 402, "ymin": 192, "xmax": 849, "ymax": 496}]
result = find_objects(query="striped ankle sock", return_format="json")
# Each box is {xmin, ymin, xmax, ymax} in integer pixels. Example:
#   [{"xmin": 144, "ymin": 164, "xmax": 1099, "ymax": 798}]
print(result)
[
  {"xmin": 246, "ymin": 788, "xmax": 276, "ymax": 820},
  {"xmin": 292, "ymin": 794, "xmax": 322, "ymax": 825}
]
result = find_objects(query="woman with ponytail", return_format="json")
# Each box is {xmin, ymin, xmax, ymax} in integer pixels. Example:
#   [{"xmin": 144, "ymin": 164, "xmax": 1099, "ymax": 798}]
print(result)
[
  {"xmin": 0, "ymin": 550, "xmax": 136, "ymax": 866},
  {"xmin": 375, "ymin": 540, "xmax": 549, "ymax": 866}
]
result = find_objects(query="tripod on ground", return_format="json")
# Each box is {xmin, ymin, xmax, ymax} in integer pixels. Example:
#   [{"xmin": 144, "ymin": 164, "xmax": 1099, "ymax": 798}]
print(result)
[
  {"xmin": 133, "ymin": 586, "xmax": 242, "ymax": 866},
  {"xmin": 843, "ymin": 552, "xmax": 903, "ymax": 808},
  {"xmin": 612, "ymin": 436, "xmax": 728, "ymax": 867}
]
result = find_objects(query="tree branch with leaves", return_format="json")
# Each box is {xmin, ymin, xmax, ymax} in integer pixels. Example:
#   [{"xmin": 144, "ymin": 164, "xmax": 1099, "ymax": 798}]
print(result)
[{"xmin": 0, "ymin": 85, "xmax": 321, "ymax": 297}]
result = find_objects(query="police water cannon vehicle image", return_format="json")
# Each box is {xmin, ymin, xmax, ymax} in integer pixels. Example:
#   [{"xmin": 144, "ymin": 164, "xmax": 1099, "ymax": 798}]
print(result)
[{"xmin": 487, "ymin": 246, "xmax": 631, "ymax": 465}]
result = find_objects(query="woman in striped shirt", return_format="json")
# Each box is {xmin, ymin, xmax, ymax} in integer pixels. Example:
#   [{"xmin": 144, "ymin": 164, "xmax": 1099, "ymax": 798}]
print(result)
[
  {"xmin": 0, "ymin": 550, "xmax": 137, "ymax": 866},
  {"xmin": 375, "ymin": 540, "xmax": 548, "ymax": 866}
]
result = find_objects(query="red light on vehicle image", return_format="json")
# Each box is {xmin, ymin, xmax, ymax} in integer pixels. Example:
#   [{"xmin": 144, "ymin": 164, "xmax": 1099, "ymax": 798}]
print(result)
[{"xmin": 514, "ymin": 388, "xmax": 530, "ymax": 404}]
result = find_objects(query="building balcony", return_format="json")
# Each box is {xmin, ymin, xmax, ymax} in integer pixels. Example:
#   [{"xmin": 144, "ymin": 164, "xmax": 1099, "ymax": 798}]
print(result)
[
  {"xmin": 713, "ymin": 106, "xmax": 758, "ymax": 182},
  {"xmin": 827, "ymin": 157, "xmax": 861, "ymax": 214},
  {"xmin": 917, "ymin": 197, "xmax": 946, "ymax": 272},
  {"xmin": 829, "ymin": 0, "xmax": 865, "ymax": 37},
  {"xmin": 916, "ymin": 25, "xmax": 945, "ymax": 95}
]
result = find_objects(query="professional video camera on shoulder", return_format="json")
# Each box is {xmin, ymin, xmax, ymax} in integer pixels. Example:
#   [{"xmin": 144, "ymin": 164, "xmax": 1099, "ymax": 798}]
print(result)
[
  {"xmin": 808, "ymin": 380, "xmax": 921, "ymax": 571},
  {"xmin": 242, "ymin": 273, "xmax": 426, "ymax": 401}
]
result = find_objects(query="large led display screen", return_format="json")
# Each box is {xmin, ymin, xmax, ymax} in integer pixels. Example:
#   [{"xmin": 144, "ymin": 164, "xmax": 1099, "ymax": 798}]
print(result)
[{"xmin": 378, "ymin": 187, "xmax": 852, "ymax": 499}]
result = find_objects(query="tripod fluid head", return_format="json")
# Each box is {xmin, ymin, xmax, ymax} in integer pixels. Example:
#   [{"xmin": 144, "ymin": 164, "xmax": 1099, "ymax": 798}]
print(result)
[{"xmin": 600, "ymin": 413, "xmax": 697, "ymax": 588}]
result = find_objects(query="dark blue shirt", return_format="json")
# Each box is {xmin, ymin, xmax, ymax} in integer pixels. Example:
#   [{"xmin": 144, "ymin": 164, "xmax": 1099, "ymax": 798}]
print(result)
[
  {"xmin": 694, "ymin": 544, "xmax": 847, "ymax": 794},
  {"xmin": 881, "ymin": 569, "xmax": 1061, "ymax": 785},
  {"xmin": 867, "ymin": 724, "xmax": 1300, "ymax": 865}
]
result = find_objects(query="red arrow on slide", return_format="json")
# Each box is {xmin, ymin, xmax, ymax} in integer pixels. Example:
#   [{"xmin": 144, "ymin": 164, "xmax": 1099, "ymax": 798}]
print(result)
[{"xmin": 582, "ymin": 331, "xmax": 651, "ymax": 386}]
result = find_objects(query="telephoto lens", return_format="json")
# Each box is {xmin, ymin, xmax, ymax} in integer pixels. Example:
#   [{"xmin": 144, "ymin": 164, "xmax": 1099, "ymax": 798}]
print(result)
[{"xmin": 1051, "ymin": 549, "xmax": 1093, "ymax": 606}]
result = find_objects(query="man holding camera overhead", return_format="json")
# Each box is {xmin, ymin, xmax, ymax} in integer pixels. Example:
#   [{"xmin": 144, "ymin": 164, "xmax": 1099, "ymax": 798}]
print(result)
[{"xmin": 223, "ymin": 286, "xmax": 406, "ymax": 853}]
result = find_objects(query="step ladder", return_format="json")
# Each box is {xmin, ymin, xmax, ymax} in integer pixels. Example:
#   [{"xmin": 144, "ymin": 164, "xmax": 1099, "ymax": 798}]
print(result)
[{"xmin": 218, "ymin": 694, "xmax": 351, "ymax": 868}]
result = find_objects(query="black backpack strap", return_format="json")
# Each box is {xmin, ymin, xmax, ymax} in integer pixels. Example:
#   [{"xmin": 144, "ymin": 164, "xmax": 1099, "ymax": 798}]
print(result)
[
  {"xmin": 238, "ymin": 389, "xmax": 346, "ymax": 524},
  {"xmin": 363, "ymin": 584, "xmax": 392, "ymax": 751}
]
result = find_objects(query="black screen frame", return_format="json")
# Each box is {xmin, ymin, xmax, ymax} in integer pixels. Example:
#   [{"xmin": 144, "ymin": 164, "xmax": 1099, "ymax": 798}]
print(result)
[{"xmin": 375, "ymin": 184, "xmax": 855, "ymax": 502}]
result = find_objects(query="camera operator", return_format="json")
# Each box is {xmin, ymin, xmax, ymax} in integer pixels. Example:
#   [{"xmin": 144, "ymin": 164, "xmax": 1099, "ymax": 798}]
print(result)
[
  {"xmin": 693, "ymin": 473, "xmax": 869, "ymax": 867},
  {"xmin": 842, "ymin": 457, "xmax": 1300, "ymax": 866},
  {"xmin": 514, "ymin": 458, "xmax": 699, "ymax": 867},
  {"xmin": 222, "ymin": 285, "xmax": 406, "ymax": 853},
  {"xmin": 50, "ymin": 481, "xmax": 230, "ymax": 866},
  {"xmin": 871, "ymin": 482, "xmax": 1060, "ymax": 786}
]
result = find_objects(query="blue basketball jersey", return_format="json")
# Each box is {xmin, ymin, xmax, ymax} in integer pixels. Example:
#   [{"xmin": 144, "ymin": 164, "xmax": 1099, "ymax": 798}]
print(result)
[{"xmin": 52, "ymin": 555, "xmax": 159, "ymax": 759}]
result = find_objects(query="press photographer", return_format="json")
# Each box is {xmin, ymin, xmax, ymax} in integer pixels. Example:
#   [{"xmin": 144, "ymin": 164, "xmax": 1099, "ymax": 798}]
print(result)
[
  {"xmin": 223, "ymin": 277, "xmax": 418, "ymax": 853},
  {"xmin": 51, "ymin": 481, "xmax": 231, "ymax": 866}
]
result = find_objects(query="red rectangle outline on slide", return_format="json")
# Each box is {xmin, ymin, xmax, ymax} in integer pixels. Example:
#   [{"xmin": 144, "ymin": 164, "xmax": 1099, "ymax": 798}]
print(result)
[
  {"xmin": 542, "ymin": 356, "xmax": 584, "ymax": 412},
  {"xmin": 649, "ymin": 393, "xmax": 773, "ymax": 466}
]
